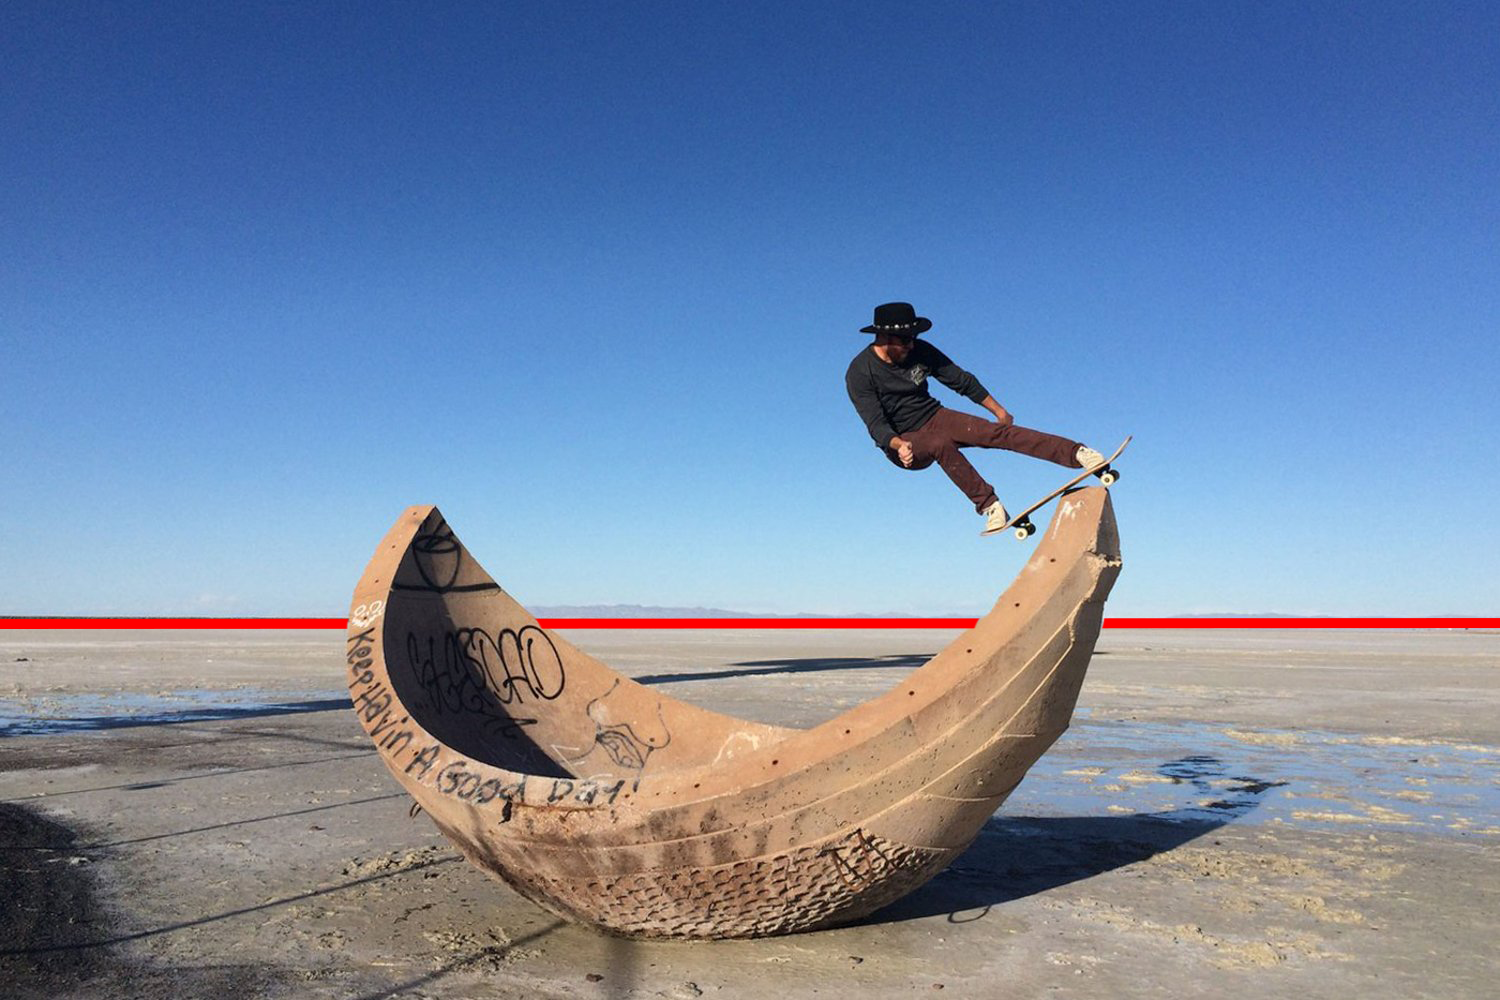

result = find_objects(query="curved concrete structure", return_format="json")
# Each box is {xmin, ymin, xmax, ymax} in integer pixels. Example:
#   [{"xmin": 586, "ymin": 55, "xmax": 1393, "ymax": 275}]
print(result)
[{"xmin": 345, "ymin": 487, "xmax": 1121, "ymax": 938}]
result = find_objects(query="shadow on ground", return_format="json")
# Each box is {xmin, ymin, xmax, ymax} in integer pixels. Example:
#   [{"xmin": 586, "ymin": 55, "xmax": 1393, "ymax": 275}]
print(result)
[
  {"xmin": 0, "ymin": 798, "xmax": 454, "ymax": 1000},
  {"xmin": 634, "ymin": 653, "xmax": 932, "ymax": 685},
  {"xmin": 0, "ymin": 802, "xmax": 108, "ymax": 994},
  {"xmin": 0, "ymin": 699, "xmax": 353, "ymax": 738},
  {"xmin": 869, "ymin": 754, "xmax": 1286, "ymax": 926}
]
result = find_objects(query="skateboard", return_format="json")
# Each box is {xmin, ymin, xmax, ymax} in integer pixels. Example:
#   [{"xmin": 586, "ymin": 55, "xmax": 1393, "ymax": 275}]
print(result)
[{"xmin": 982, "ymin": 435, "xmax": 1132, "ymax": 540}]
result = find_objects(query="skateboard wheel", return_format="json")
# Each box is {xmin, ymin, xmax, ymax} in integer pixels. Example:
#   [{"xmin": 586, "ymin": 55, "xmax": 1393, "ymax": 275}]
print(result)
[
  {"xmin": 1099, "ymin": 467, "xmax": 1118, "ymax": 486},
  {"xmin": 1014, "ymin": 521, "xmax": 1036, "ymax": 540}
]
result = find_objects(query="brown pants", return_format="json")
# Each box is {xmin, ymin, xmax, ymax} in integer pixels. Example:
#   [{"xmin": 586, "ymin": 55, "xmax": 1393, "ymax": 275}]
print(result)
[{"xmin": 883, "ymin": 407, "xmax": 1081, "ymax": 513}]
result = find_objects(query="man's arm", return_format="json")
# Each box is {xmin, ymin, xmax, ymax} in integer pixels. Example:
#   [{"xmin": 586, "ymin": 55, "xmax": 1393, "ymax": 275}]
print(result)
[
  {"xmin": 923, "ymin": 343, "xmax": 1011, "ymax": 426},
  {"xmin": 845, "ymin": 363, "xmax": 900, "ymax": 450},
  {"xmin": 978, "ymin": 394, "xmax": 1013, "ymax": 428}
]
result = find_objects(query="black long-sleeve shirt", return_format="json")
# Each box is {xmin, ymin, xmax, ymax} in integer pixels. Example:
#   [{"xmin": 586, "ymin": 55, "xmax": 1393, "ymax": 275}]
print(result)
[{"xmin": 844, "ymin": 340, "xmax": 991, "ymax": 449}]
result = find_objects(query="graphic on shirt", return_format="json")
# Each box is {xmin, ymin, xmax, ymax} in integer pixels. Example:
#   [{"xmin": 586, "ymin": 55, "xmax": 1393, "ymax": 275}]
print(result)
[{"xmin": 907, "ymin": 364, "xmax": 929, "ymax": 386}]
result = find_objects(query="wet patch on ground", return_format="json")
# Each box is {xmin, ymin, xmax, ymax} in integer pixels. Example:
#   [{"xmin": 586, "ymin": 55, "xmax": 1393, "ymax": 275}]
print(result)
[{"xmin": 1017, "ymin": 713, "xmax": 1500, "ymax": 839}]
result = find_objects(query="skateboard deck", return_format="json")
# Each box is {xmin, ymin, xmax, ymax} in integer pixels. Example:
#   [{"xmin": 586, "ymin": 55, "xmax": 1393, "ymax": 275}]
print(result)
[{"xmin": 982, "ymin": 435, "xmax": 1132, "ymax": 539}]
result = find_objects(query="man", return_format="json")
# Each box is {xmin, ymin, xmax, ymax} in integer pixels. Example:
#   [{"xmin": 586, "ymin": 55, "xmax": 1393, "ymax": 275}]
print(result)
[{"xmin": 844, "ymin": 302, "xmax": 1105, "ymax": 535}]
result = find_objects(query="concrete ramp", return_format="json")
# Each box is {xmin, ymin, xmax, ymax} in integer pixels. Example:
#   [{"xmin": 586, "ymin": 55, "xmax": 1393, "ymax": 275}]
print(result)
[{"xmin": 345, "ymin": 487, "xmax": 1122, "ymax": 938}]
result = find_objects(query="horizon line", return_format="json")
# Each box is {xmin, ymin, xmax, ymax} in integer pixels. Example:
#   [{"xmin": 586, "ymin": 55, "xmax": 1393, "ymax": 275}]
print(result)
[{"xmin": 1, "ymin": 616, "xmax": 1496, "ymax": 630}]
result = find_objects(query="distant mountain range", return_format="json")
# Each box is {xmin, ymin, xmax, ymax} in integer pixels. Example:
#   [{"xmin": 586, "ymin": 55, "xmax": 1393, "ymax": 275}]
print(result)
[{"xmin": 529, "ymin": 604, "xmax": 928, "ymax": 618}]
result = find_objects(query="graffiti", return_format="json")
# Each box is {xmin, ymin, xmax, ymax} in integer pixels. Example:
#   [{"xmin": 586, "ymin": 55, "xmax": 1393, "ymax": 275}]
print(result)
[
  {"xmin": 345, "ymin": 603, "xmax": 618, "ymax": 813},
  {"xmin": 712, "ymin": 730, "xmax": 763, "ymax": 765},
  {"xmin": 405, "ymin": 743, "xmax": 441, "ymax": 780},
  {"xmin": 347, "ymin": 628, "xmax": 421, "ymax": 760},
  {"xmin": 347, "ymin": 627, "xmax": 377, "ymax": 671},
  {"xmin": 436, "ymin": 762, "xmax": 528, "ymax": 804},
  {"xmin": 349, "ymin": 681, "xmax": 416, "ymax": 755},
  {"xmin": 408, "ymin": 626, "xmax": 564, "ymax": 705},
  {"xmin": 371, "ymin": 715, "xmax": 414, "ymax": 755},
  {"xmin": 453, "ymin": 626, "xmax": 565, "ymax": 703},
  {"xmin": 351, "ymin": 600, "xmax": 385, "ymax": 628},
  {"xmin": 346, "ymin": 627, "xmax": 425, "ymax": 767},
  {"xmin": 404, "ymin": 626, "xmax": 565, "ymax": 740},
  {"xmin": 547, "ymin": 776, "xmax": 627, "ymax": 807},
  {"xmin": 391, "ymin": 519, "xmax": 501, "ymax": 594},
  {"xmin": 819, "ymin": 828, "xmax": 901, "ymax": 889},
  {"xmin": 561, "ymin": 679, "xmax": 671, "ymax": 791}
]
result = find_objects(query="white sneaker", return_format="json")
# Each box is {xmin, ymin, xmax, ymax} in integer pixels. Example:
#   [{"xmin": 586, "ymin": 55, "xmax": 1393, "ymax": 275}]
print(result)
[
  {"xmin": 1075, "ymin": 444, "xmax": 1106, "ymax": 470},
  {"xmin": 981, "ymin": 499, "xmax": 1010, "ymax": 534}
]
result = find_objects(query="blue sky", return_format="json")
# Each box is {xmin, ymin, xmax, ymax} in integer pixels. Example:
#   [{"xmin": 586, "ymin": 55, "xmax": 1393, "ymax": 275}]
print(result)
[{"xmin": 3, "ymin": 2, "xmax": 1497, "ymax": 616}]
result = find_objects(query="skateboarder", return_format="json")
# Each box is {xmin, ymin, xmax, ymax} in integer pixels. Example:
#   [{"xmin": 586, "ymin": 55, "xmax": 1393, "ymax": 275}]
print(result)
[{"xmin": 844, "ymin": 302, "xmax": 1105, "ymax": 534}]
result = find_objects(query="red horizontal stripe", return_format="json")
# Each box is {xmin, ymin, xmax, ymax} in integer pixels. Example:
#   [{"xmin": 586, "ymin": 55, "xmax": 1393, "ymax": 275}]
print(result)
[
  {"xmin": 1, "ymin": 616, "xmax": 1495, "ymax": 629},
  {"xmin": 538, "ymin": 617, "xmax": 980, "ymax": 629},
  {"xmin": 542, "ymin": 617, "xmax": 1499, "ymax": 629},
  {"xmin": 0, "ymin": 617, "xmax": 348, "ymax": 629},
  {"xmin": 1102, "ymin": 617, "xmax": 1498, "ymax": 629}
]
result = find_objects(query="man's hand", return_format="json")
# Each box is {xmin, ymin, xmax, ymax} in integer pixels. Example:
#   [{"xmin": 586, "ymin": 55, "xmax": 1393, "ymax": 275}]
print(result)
[
  {"xmin": 892, "ymin": 437, "xmax": 915, "ymax": 467},
  {"xmin": 980, "ymin": 395, "xmax": 1013, "ymax": 428}
]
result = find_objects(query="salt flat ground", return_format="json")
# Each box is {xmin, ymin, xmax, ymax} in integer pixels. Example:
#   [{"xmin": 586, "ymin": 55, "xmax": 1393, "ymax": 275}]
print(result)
[{"xmin": 1, "ymin": 628, "xmax": 1496, "ymax": 999}]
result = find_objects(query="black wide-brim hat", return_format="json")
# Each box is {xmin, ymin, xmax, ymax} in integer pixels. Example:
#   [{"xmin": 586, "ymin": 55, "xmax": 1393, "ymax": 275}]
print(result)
[{"xmin": 860, "ymin": 301, "xmax": 932, "ymax": 335}]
